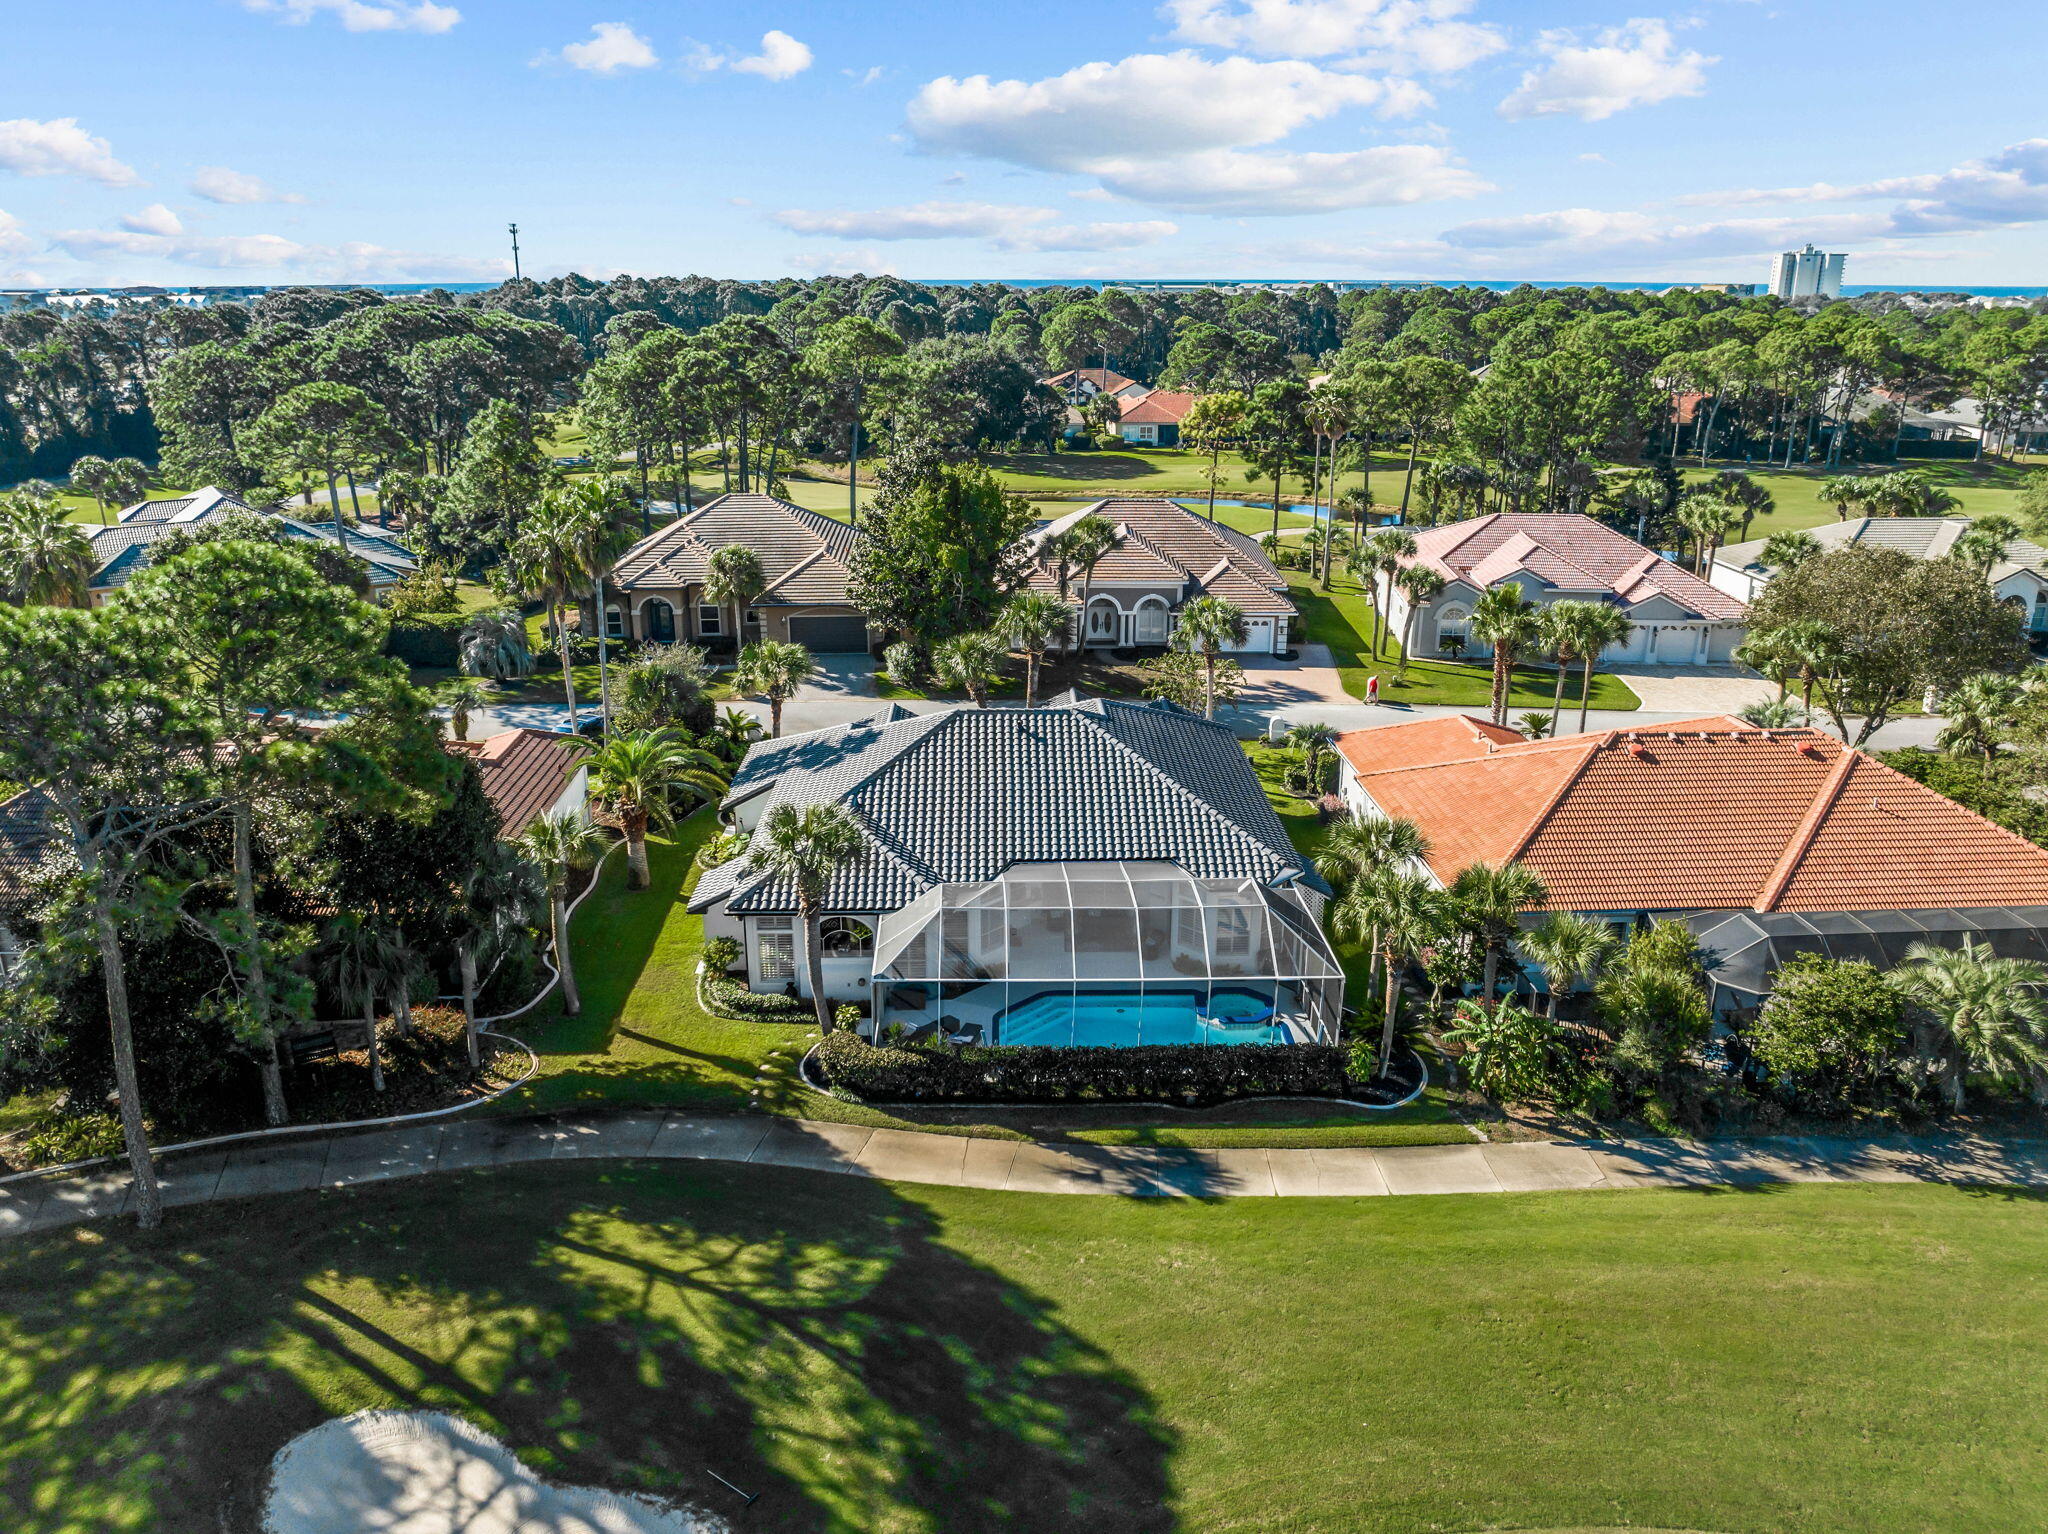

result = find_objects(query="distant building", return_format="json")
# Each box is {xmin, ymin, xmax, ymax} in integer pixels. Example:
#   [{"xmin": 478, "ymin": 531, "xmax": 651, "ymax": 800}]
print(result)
[
  {"xmin": 87, "ymin": 487, "xmax": 417, "ymax": 602},
  {"xmin": 1111, "ymin": 389, "xmax": 1198, "ymax": 447},
  {"xmin": 1770, "ymin": 245, "xmax": 1847, "ymax": 301}
]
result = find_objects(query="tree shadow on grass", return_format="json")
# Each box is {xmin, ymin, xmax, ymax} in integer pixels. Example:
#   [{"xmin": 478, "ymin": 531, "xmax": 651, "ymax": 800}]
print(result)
[
  {"xmin": 982, "ymin": 451, "xmax": 1170, "ymax": 484},
  {"xmin": 0, "ymin": 1160, "xmax": 1176, "ymax": 1533}
]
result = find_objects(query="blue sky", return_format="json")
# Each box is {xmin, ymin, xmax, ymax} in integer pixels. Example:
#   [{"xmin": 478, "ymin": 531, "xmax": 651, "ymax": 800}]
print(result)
[{"xmin": 2, "ymin": 0, "xmax": 2044, "ymax": 287}]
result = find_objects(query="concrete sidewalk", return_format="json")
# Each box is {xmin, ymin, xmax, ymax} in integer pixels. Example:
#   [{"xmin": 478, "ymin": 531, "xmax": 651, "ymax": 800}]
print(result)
[{"xmin": 6, "ymin": 1113, "xmax": 2046, "ymax": 1234}]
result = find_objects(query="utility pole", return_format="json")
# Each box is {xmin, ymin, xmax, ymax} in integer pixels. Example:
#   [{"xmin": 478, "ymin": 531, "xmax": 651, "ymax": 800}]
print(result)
[{"xmin": 508, "ymin": 222, "xmax": 521, "ymax": 281}]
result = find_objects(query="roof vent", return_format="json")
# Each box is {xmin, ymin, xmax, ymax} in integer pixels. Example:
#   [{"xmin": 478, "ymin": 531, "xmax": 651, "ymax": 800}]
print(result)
[{"xmin": 1627, "ymin": 740, "xmax": 1649, "ymax": 758}]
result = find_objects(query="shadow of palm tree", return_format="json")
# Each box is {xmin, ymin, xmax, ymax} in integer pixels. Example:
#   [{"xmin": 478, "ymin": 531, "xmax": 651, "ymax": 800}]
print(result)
[{"xmin": 0, "ymin": 1159, "xmax": 1176, "ymax": 1533}]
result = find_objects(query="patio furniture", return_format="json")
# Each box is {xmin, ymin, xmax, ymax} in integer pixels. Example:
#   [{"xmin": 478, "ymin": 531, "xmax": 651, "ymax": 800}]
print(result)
[{"xmin": 945, "ymin": 1022, "xmax": 985, "ymax": 1047}]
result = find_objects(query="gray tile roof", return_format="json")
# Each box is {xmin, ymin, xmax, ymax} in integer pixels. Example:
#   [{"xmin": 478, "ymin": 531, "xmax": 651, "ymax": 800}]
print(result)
[
  {"xmin": 1718, "ymin": 516, "xmax": 2048, "ymax": 585},
  {"xmin": 89, "ymin": 487, "xmax": 417, "ymax": 590},
  {"xmin": 692, "ymin": 697, "xmax": 1322, "ymax": 917},
  {"xmin": 0, "ymin": 787, "xmax": 56, "ymax": 914}
]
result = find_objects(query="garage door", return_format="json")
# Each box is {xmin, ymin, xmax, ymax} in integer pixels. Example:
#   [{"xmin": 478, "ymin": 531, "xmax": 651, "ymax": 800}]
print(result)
[{"xmin": 788, "ymin": 614, "xmax": 871, "ymax": 653}]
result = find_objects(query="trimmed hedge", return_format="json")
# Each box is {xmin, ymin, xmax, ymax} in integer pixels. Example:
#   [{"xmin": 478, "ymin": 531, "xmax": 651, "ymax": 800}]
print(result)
[
  {"xmin": 700, "ymin": 971, "xmax": 810, "ymax": 1024},
  {"xmin": 816, "ymin": 1030, "xmax": 1347, "ymax": 1105},
  {"xmin": 385, "ymin": 611, "xmax": 469, "ymax": 668}
]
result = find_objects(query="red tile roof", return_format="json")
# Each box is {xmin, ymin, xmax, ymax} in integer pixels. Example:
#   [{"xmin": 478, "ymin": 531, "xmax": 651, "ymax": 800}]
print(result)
[
  {"xmin": 1341, "ymin": 716, "xmax": 2048, "ymax": 914},
  {"xmin": 1407, "ymin": 512, "xmax": 1746, "ymax": 621},
  {"xmin": 1335, "ymin": 714, "xmax": 1524, "ymax": 778},
  {"xmin": 1117, "ymin": 389, "xmax": 1199, "ymax": 425},
  {"xmin": 446, "ymin": 728, "xmax": 587, "ymax": 837}
]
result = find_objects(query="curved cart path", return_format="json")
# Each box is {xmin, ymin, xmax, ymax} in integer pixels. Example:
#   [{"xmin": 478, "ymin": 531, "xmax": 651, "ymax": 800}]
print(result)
[{"xmin": 8, "ymin": 1111, "xmax": 2046, "ymax": 1233}]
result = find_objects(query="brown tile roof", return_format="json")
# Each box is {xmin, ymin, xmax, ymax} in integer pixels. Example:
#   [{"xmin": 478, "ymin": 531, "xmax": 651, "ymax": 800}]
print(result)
[
  {"xmin": 609, "ymin": 493, "xmax": 859, "ymax": 605},
  {"xmin": 446, "ymin": 729, "xmax": 587, "ymax": 837},
  {"xmin": 1025, "ymin": 498, "xmax": 1296, "ymax": 619},
  {"xmin": 1044, "ymin": 366, "xmax": 1140, "ymax": 391},
  {"xmin": 1336, "ymin": 714, "xmax": 1524, "ymax": 777},
  {"xmin": 1341, "ymin": 716, "xmax": 2048, "ymax": 914},
  {"xmin": 1407, "ymin": 512, "xmax": 1746, "ymax": 621},
  {"xmin": 1117, "ymin": 389, "xmax": 1199, "ymax": 425}
]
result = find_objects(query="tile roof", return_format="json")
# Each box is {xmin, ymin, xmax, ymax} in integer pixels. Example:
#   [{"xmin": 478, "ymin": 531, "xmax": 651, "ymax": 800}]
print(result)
[
  {"xmin": 444, "ymin": 729, "xmax": 587, "ymax": 837},
  {"xmin": 1335, "ymin": 713, "xmax": 1524, "ymax": 778},
  {"xmin": 608, "ymin": 493, "xmax": 861, "ymax": 606},
  {"xmin": 0, "ymin": 787, "xmax": 56, "ymax": 914},
  {"xmin": 1342, "ymin": 715, "xmax": 2048, "ymax": 914},
  {"xmin": 1042, "ymin": 367, "xmax": 1144, "ymax": 396},
  {"xmin": 692, "ymin": 697, "xmax": 1320, "ymax": 917},
  {"xmin": 90, "ymin": 488, "xmax": 417, "ymax": 590},
  {"xmin": 1116, "ymin": 389, "xmax": 1199, "ymax": 425},
  {"xmin": 1716, "ymin": 516, "xmax": 2048, "ymax": 585},
  {"xmin": 1408, "ymin": 513, "xmax": 1746, "ymax": 621},
  {"xmin": 1025, "ymin": 498, "xmax": 1296, "ymax": 618}
]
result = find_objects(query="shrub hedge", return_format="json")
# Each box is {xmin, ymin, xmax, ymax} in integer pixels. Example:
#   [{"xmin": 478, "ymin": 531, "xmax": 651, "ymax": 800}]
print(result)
[
  {"xmin": 700, "ymin": 971, "xmax": 810, "ymax": 1024},
  {"xmin": 815, "ymin": 1031, "xmax": 1347, "ymax": 1104},
  {"xmin": 385, "ymin": 611, "xmax": 470, "ymax": 668}
]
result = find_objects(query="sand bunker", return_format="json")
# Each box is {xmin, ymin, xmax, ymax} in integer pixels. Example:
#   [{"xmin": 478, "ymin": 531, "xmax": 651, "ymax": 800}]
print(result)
[{"xmin": 262, "ymin": 1410, "xmax": 728, "ymax": 1534}]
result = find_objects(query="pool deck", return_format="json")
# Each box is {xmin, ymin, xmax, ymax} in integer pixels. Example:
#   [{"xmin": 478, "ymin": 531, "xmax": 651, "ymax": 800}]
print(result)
[{"xmin": 7, "ymin": 1110, "xmax": 2048, "ymax": 1234}]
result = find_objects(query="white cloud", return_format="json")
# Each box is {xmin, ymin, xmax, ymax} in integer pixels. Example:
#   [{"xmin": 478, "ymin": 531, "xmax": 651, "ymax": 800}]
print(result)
[
  {"xmin": 1679, "ymin": 141, "xmax": 2048, "ymax": 236},
  {"xmin": 786, "ymin": 247, "xmax": 901, "ymax": 276},
  {"xmin": 243, "ymin": 0, "xmax": 460, "ymax": 33},
  {"xmin": 906, "ymin": 51, "xmax": 1461, "ymax": 214},
  {"xmin": 1579, "ymin": 151, "xmax": 1610, "ymax": 164},
  {"xmin": 0, "ymin": 209, "xmax": 34, "ymax": 260},
  {"xmin": 1498, "ymin": 18, "xmax": 1713, "ymax": 122},
  {"xmin": 771, "ymin": 200, "xmax": 1177, "ymax": 251},
  {"xmin": 732, "ymin": 30, "xmax": 813, "ymax": 80},
  {"xmin": 189, "ymin": 165, "xmax": 305, "ymax": 205},
  {"xmin": 119, "ymin": 203, "xmax": 183, "ymax": 236},
  {"xmin": 1068, "ymin": 186, "xmax": 1116, "ymax": 201},
  {"xmin": 542, "ymin": 21, "xmax": 658, "ymax": 74},
  {"xmin": 51, "ymin": 224, "xmax": 509, "ymax": 280},
  {"xmin": 844, "ymin": 65, "xmax": 885, "ymax": 87},
  {"xmin": 0, "ymin": 118, "xmax": 141, "ymax": 187},
  {"xmin": 1163, "ymin": 0, "xmax": 1505, "ymax": 72}
]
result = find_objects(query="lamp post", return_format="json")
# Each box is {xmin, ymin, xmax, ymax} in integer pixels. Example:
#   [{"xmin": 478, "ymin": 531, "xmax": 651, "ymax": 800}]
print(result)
[{"xmin": 508, "ymin": 222, "xmax": 521, "ymax": 281}]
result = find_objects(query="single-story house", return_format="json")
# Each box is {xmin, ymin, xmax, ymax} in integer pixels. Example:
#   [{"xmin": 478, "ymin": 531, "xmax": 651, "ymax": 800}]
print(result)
[
  {"xmin": 1111, "ymin": 389, "xmax": 1198, "ymax": 447},
  {"xmin": 1710, "ymin": 516, "xmax": 2048, "ymax": 636},
  {"xmin": 1336, "ymin": 712, "xmax": 2048, "ymax": 1012},
  {"xmin": 1021, "ymin": 498, "xmax": 1297, "ymax": 654},
  {"xmin": 87, "ymin": 487, "xmax": 418, "ymax": 602},
  {"xmin": 1390, "ymin": 512, "xmax": 1748, "ymax": 666},
  {"xmin": 447, "ymin": 728, "xmax": 589, "ymax": 838},
  {"xmin": 1041, "ymin": 368, "xmax": 1152, "ymax": 406},
  {"xmin": 598, "ymin": 492, "xmax": 874, "ymax": 654},
  {"xmin": 689, "ymin": 696, "xmax": 1344, "ymax": 1046}
]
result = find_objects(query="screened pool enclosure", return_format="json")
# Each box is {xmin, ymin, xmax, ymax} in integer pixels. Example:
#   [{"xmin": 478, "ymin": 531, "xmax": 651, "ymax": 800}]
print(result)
[{"xmin": 870, "ymin": 861, "xmax": 1344, "ymax": 1047}]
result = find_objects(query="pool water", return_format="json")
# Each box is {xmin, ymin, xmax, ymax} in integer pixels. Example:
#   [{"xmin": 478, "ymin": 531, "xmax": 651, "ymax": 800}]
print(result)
[{"xmin": 995, "ymin": 988, "xmax": 1291, "ymax": 1047}]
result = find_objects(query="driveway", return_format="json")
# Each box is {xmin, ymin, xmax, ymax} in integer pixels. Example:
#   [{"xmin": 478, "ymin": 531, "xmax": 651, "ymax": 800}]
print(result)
[
  {"xmin": 1235, "ymin": 643, "xmax": 1354, "ymax": 710},
  {"xmin": 1602, "ymin": 664, "xmax": 1778, "ymax": 714}
]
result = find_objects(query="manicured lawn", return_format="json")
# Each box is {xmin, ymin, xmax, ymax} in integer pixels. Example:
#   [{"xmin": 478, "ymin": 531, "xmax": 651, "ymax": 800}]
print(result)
[
  {"xmin": 10, "ymin": 1166, "xmax": 2048, "ymax": 1532},
  {"xmin": 501, "ymin": 815, "xmax": 1465, "ymax": 1147},
  {"xmin": 1285, "ymin": 566, "xmax": 1642, "ymax": 711},
  {"xmin": 1682, "ymin": 455, "xmax": 2045, "ymax": 535}
]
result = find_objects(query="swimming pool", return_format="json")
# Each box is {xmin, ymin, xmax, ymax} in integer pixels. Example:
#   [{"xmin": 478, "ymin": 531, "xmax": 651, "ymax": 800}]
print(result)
[{"xmin": 995, "ymin": 988, "xmax": 1292, "ymax": 1047}]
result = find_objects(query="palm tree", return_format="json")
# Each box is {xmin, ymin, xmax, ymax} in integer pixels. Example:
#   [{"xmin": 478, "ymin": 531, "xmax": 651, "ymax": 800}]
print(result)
[
  {"xmin": 1951, "ymin": 514, "xmax": 2022, "ymax": 578},
  {"xmin": 1774, "ymin": 618, "xmax": 1839, "ymax": 718},
  {"xmin": 1818, "ymin": 474, "xmax": 1867, "ymax": 520},
  {"xmin": 1935, "ymin": 672, "xmax": 2024, "ymax": 764},
  {"xmin": 562, "ymin": 476, "xmax": 642, "ymax": 733},
  {"xmin": 1393, "ymin": 565, "xmax": 1445, "ymax": 682},
  {"xmin": 734, "ymin": 638, "xmax": 813, "ymax": 737},
  {"xmin": 1896, "ymin": 939, "xmax": 2048, "ymax": 1108},
  {"xmin": 516, "ymin": 809, "xmax": 606, "ymax": 1016},
  {"xmin": 436, "ymin": 675, "xmax": 494, "ymax": 741},
  {"xmin": 1758, "ymin": 529, "xmax": 1821, "ymax": 574},
  {"xmin": 1314, "ymin": 812, "xmax": 1431, "ymax": 1008},
  {"xmin": 1470, "ymin": 585, "xmax": 1539, "ymax": 727},
  {"xmin": 998, "ymin": 591, "xmax": 1071, "ymax": 708},
  {"xmin": 1283, "ymin": 720, "xmax": 1339, "ymax": 796},
  {"xmin": 1448, "ymin": 861, "xmax": 1549, "ymax": 1004},
  {"xmin": 1712, "ymin": 469, "xmax": 1775, "ymax": 541},
  {"xmin": 107, "ymin": 458, "xmax": 150, "ymax": 512},
  {"xmin": 931, "ymin": 630, "xmax": 1007, "ymax": 707},
  {"xmin": 1352, "ymin": 527, "xmax": 1417, "ymax": 658},
  {"xmin": 1174, "ymin": 595, "xmax": 1249, "ymax": 719},
  {"xmin": 1056, "ymin": 514, "xmax": 1118, "ymax": 659},
  {"xmin": 1334, "ymin": 866, "xmax": 1445, "ymax": 1077},
  {"xmin": 455, "ymin": 842, "xmax": 545, "ymax": 1067},
  {"xmin": 1518, "ymin": 912, "xmax": 1620, "ymax": 1020},
  {"xmin": 743, "ymin": 802, "xmax": 870, "ymax": 1032},
  {"xmin": 513, "ymin": 491, "xmax": 593, "ymax": 732},
  {"xmin": 68, "ymin": 454, "xmax": 113, "ymax": 524},
  {"xmin": 1514, "ymin": 711, "xmax": 1554, "ymax": 739},
  {"xmin": 0, "ymin": 494, "xmax": 94, "ymax": 607},
  {"xmin": 1736, "ymin": 697, "xmax": 1811, "ymax": 728},
  {"xmin": 703, "ymin": 544, "xmax": 765, "ymax": 656},
  {"xmin": 1677, "ymin": 490, "xmax": 1740, "ymax": 575},
  {"xmin": 315, "ymin": 915, "xmax": 389, "ymax": 1093},
  {"xmin": 711, "ymin": 705, "xmax": 763, "ymax": 757},
  {"xmin": 585, "ymin": 730, "xmax": 729, "ymax": 888},
  {"xmin": 1536, "ymin": 599, "xmax": 1614, "ymax": 737},
  {"xmin": 460, "ymin": 607, "xmax": 534, "ymax": 682},
  {"xmin": 1562, "ymin": 603, "xmax": 1629, "ymax": 733}
]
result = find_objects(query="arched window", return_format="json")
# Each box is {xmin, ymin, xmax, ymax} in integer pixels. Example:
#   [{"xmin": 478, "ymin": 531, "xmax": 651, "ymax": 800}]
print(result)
[
  {"xmin": 1133, "ymin": 597, "xmax": 1171, "ymax": 646},
  {"xmin": 819, "ymin": 917, "xmax": 875, "ymax": 956},
  {"xmin": 1437, "ymin": 605, "xmax": 1469, "ymax": 646},
  {"xmin": 604, "ymin": 604, "xmax": 625, "ymax": 640}
]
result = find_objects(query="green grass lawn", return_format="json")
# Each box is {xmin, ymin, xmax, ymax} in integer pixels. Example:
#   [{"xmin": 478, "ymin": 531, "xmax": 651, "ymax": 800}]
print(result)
[
  {"xmin": 1285, "ymin": 566, "xmax": 1642, "ymax": 711},
  {"xmin": 1681, "ymin": 455, "xmax": 2044, "ymax": 534},
  {"xmin": 10, "ymin": 1166, "xmax": 2048, "ymax": 1533},
  {"xmin": 501, "ymin": 813, "xmax": 1465, "ymax": 1148}
]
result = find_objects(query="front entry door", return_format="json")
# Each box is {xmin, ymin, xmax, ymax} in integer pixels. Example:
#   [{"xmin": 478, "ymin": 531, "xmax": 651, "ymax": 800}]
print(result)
[{"xmin": 645, "ymin": 599, "xmax": 676, "ymax": 643}]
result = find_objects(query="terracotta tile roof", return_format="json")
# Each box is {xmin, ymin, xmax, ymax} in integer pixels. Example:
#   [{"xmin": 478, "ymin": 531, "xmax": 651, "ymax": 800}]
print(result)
[
  {"xmin": 1335, "ymin": 714, "xmax": 1524, "ymax": 778},
  {"xmin": 446, "ymin": 728, "xmax": 587, "ymax": 837},
  {"xmin": 1042, "ymin": 367, "xmax": 1142, "ymax": 395},
  {"xmin": 1024, "ymin": 499, "xmax": 1295, "ymax": 619},
  {"xmin": 1407, "ymin": 513, "xmax": 1746, "ymax": 621},
  {"xmin": 609, "ymin": 493, "xmax": 859, "ymax": 604},
  {"xmin": 1117, "ymin": 389, "xmax": 1199, "ymax": 425},
  {"xmin": 1342, "ymin": 716, "xmax": 2048, "ymax": 914}
]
